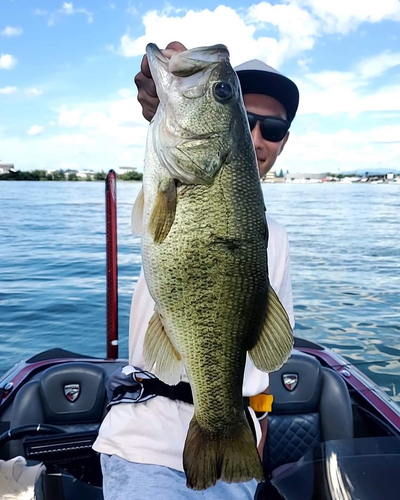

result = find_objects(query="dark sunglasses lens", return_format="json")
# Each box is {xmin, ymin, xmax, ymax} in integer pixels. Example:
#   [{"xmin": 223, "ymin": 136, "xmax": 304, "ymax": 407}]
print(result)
[
  {"xmin": 247, "ymin": 114, "xmax": 257, "ymax": 131},
  {"xmin": 247, "ymin": 113, "xmax": 288, "ymax": 142},
  {"xmin": 260, "ymin": 120, "xmax": 288, "ymax": 142}
]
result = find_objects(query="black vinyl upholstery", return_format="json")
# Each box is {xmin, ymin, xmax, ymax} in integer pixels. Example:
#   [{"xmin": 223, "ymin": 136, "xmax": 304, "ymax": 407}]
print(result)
[
  {"xmin": 9, "ymin": 362, "xmax": 106, "ymax": 457},
  {"xmin": 264, "ymin": 350, "xmax": 353, "ymax": 476}
]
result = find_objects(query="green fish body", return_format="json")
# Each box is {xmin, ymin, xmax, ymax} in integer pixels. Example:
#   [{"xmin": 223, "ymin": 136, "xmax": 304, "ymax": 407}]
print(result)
[{"xmin": 132, "ymin": 43, "xmax": 293, "ymax": 490}]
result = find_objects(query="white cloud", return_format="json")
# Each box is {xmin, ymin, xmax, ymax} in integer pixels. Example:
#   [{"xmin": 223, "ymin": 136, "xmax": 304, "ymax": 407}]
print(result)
[
  {"xmin": 40, "ymin": 2, "xmax": 93, "ymax": 26},
  {"xmin": 61, "ymin": 2, "xmax": 93, "ymax": 23},
  {"xmin": 81, "ymin": 112, "xmax": 111, "ymax": 128},
  {"xmin": 60, "ymin": 161, "xmax": 79, "ymax": 169},
  {"xmin": 0, "ymin": 86, "xmax": 44, "ymax": 97},
  {"xmin": 298, "ymin": 51, "xmax": 400, "ymax": 116},
  {"xmin": 58, "ymin": 108, "xmax": 83, "ymax": 127},
  {"xmin": 299, "ymin": 81, "xmax": 400, "ymax": 116},
  {"xmin": 57, "ymin": 94, "xmax": 145, "ymax": 130},
  {"xmin": 118, "ymin": 6, "xmax": 289, "ymax": 67},
  {"xmin": 118, "ymin": 88, "xmax": 136, "ymax": 98},
  {"xmin": 27, "ymin": 125, "xmax": 44, "ymax": 135},
  {"xmin": 298, "ymin": 58, "xmax": 313, "ymax": 71},
  {"xmin": 282, "ymin": 125, "xmax": 400, "ymax": 173},
  {"xmin": 25, "ymin": 88, "xmax": 44, "ymax": 97},
  {"xmin": 126, "ymin": 3, "xmax": 138, "ymax": 16},
  {"xmin": 60, "ymin": 2, "xmax": 93, "ymax": 22},
  {"xmin": 109, "ymin": 3, "xmax": 116, "ymax": 10},
  {"xmin": 61, "ymin": 2, "xmax": 74, "ymax": 15},
  {"xmin": 294, "ymin": 0, "xmax": 400, "ymax": 34},
  {"xmin": 0, "ymin": 86, "xmax": 18, "ymax": 94},
  {"xmin": 54, "ymin": 133, "xmax": 94, "ymax": 145},
  {"xmin": 118, "ymin": 150, "xmax": 135, "ymax": 162},
  {"xmin": 117, "ymin": 2, "xmax": 400, "ymax": 69},
  {"xmin": 0, "ymin": 54, "xmax": 17, "ymax": 70},
  {"xmin": 247, "ymin": 2, "xmax": 319, "ymax": 59},
  {"xmin": 1, "ymin": 94, "xmax": 148, "ymax": 171},
  {"xmin": 356, "ymin": 51, "xmax": 400, "ymax": 79},
  {"xmin": 370, "ymin": 125, "xmax": 400, "ymax": 143},
  {"xmin": 1, "ymin": 26, "xmax": 23, "ymax": 37},
  {"xmin": 34, "ymin": 9, "xmax": 48, "ymax": 16}
]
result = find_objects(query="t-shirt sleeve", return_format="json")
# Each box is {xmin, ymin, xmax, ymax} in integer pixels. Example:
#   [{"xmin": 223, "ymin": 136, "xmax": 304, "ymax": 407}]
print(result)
[
  {"xmin": 128, "ymin": 268, "xmax": 155, "ymax": 367},
  {"xmin": 267, "ymin": 217, "xmax": 295, "ymax": 330},
  {"xmin": 276, "ymin": 229, "xmax": 295, "ymax": 330}
]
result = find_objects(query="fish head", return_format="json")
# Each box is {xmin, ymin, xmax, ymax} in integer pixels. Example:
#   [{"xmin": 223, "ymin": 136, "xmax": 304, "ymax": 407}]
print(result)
[{"xmin": 146, "ymin": 43, "xmax": 246, "ymax": 185}]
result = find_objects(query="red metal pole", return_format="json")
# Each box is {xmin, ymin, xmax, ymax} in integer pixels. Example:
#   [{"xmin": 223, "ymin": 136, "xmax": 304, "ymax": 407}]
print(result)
[{"xmin": 105, "ymin": 169, "xmax": 118, "ymax": 359}]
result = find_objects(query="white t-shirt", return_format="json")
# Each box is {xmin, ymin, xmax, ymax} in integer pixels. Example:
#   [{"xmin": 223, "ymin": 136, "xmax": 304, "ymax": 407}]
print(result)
[{"xmin": 93, "ymin": 216, "xmax": 294, "ymax": 472}]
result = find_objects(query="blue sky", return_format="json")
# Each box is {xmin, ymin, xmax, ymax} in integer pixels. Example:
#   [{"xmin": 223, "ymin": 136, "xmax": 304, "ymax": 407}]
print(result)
[{"xmin": 1, "ymin": 0, "xmax": 400, "ymax": 173}]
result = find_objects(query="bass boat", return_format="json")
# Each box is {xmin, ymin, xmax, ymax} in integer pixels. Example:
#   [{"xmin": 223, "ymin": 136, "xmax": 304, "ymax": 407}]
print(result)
[{"xmin": 1, "ymin": 171, "xmax": 399, "ymax": 499}]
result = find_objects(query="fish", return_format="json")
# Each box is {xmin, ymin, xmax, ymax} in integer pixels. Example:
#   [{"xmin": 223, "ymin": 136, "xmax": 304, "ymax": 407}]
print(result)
[{"xmin": 131, "ymin": 43, "xmax": 293, "ymax": 490}]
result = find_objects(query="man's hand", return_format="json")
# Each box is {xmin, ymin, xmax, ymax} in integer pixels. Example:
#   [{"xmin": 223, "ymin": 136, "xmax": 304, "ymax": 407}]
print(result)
[{"xmin": 134, "ymin": 41, "xmax": 187, "ymax": 122}]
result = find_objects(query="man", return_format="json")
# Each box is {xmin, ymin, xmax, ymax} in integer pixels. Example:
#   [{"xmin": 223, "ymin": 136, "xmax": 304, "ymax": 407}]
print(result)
[{"xmin": 93, "ymin": 42, "xmax": 299, "ymax": 500}]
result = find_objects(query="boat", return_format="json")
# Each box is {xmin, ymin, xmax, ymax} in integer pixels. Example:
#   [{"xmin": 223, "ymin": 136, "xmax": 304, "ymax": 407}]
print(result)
[{"xmin": 1, "ymin": 171, "xmax": 399, "ymax": 499}]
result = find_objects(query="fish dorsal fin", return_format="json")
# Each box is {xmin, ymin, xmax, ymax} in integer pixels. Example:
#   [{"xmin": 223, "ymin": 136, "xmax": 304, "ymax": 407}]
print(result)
[
  {"xmin": 249, "ymin": 284, "xmax": 293, "ymax": 372},
  {"xmin": 143, "ymin": 309, "xmax": 184, "ymax": 385},
  {"xmin": 149, "ymin": 176, "xmax": 177, "ymax": 243},
  {"xmin": 131, "ymin": 187, "xmax": 144, "ymax": 236}
]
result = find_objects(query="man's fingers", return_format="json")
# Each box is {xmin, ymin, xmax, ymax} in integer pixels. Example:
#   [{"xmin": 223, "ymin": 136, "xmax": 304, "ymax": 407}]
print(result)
[
  {"xmin": 140, "ymin": 54, "xmax": 152, "ymax": 79},
  {"xmin": 141, "ymin": 42, "xmax": 187, "ymax": 78},
  {"xmin": 137, "ymin": 88, "xmax": 159, "ymax": 121},
  {"xmin": 165, "ymin": 41, "xmax": 187, "ymax": 53},
  {"xmin": 135, "ymin": 42, "xmax": 187, "ymax": 122},
  {"xmin": 134, "ymin": 71, "xmax": 157, "ymax": 98}
]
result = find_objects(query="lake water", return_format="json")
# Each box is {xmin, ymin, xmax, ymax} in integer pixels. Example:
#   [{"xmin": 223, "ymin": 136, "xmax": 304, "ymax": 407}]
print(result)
[{"xmin": 1, "ymin": 181, "xmax": 399, "ymax": 405}]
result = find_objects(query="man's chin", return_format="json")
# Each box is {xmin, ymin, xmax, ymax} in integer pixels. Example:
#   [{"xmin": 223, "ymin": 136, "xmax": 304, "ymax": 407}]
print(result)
[{"xmin": 258, "ymin": 162, "xmax": 272, "ymax": 179}]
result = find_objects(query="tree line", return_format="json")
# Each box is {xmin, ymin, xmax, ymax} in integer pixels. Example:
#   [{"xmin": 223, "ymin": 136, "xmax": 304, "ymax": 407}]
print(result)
[{"xmin": 0, "ymin": 169, "xmax": 143, "ymax": 181}]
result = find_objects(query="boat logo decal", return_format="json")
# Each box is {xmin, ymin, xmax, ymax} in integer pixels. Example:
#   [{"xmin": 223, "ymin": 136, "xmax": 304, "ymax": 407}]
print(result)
[
  {"xmin": 64, "ymin": 383, "xmax": 81, "ymax": 402},
  {"xmin": 283, "ymin": 374, "xmax": 298, "ymax": 391}
]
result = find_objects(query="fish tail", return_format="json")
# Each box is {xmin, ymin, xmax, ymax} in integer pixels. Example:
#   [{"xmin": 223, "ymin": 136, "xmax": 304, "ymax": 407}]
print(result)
[{"xmin": 183, "ymin": 416, "xmax": 264, "ymax": 490}]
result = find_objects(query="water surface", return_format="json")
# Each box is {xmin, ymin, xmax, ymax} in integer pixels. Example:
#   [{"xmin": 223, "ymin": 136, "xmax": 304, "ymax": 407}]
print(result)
[{"xmin": 0, "ymin": 181, "xmax": 399, "ymax": 404}]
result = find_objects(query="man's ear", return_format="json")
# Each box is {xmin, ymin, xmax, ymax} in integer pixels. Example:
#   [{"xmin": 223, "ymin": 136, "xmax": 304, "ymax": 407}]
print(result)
[{"xmin": 278, "ymin": 131, "xmax": 290, "ymax": 156}]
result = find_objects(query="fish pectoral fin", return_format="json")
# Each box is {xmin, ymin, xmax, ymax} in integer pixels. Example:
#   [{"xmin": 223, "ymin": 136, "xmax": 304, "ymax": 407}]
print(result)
[
  {"xmin": 131, "ymin": 187, "xmax": 144, "ymax": 236},
  {"xmin": 249, "ymin": 284, "xmax": 294, "ymax": 372},
  {"xmin": 149, "ymin": 177, "xmax": 177, "ymax": 243},
  {"xmin": 143, "ymin": 309, "xmax": 184, "ymax": 385}
]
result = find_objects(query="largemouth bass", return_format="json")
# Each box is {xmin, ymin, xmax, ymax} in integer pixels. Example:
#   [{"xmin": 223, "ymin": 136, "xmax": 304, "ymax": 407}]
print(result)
[{"xmin": 132, "ymin": 43, "xmax": 293, "ymax": 490}]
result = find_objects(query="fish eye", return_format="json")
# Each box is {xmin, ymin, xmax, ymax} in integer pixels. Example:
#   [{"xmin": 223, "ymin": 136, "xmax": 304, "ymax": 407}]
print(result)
[{"xmin": 214, "ymin": 82, "xmax": 234, "ymax": 103}]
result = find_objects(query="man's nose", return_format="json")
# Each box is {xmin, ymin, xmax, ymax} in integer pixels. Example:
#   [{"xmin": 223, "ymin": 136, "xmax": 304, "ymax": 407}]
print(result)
[{"xmin": 251, "ymin": 121, "xmax": 264, "ymax": 148}]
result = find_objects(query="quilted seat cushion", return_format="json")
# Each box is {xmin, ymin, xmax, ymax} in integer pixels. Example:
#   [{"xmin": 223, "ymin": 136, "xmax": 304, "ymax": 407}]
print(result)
[{"xmin": 266, "ymin": 413, "xmax": 321, "ymax": 471}]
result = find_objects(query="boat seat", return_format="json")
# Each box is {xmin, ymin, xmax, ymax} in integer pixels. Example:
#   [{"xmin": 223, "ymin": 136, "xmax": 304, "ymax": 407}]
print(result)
[
  {"xmin": 263, "ymin": 350, "xmax": 353, "ymax": 477},
  {"xmin": 9, "ymin": 362, "xmax": 106, "ymax": 458}
]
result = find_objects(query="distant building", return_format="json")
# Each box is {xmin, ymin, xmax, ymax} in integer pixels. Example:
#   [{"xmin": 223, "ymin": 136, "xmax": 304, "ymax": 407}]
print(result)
[
  {"xmin": 0, "ymin": 162, "xmax": 15, "ymax": 174},
  {"xmin": 77, "ymin": 169, "xmax": 95, "ymax": 180},
  {"xmin": 64, "ymin": 169, "xmax": 79, "ymax": 178},
  {"xmin": 261, "ymin": 171, "xmax": 285, "ymax": 183},
  {"xmin": 261, "ymin": 171, "xmax": 276, "ymax": 183},
  {"xmin": 117, "ymin": 166, "xmax": 138, "ymax": 175},
  {"xmin": 285, "ymin": 173, "xmax": 325, "ymax": 183}
]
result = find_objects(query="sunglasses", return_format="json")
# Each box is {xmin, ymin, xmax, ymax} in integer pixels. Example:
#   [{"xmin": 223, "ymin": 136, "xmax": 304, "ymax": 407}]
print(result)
[{"xmin": 246, "ymin": 112, "xmax": 290, "ymax": 142}]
